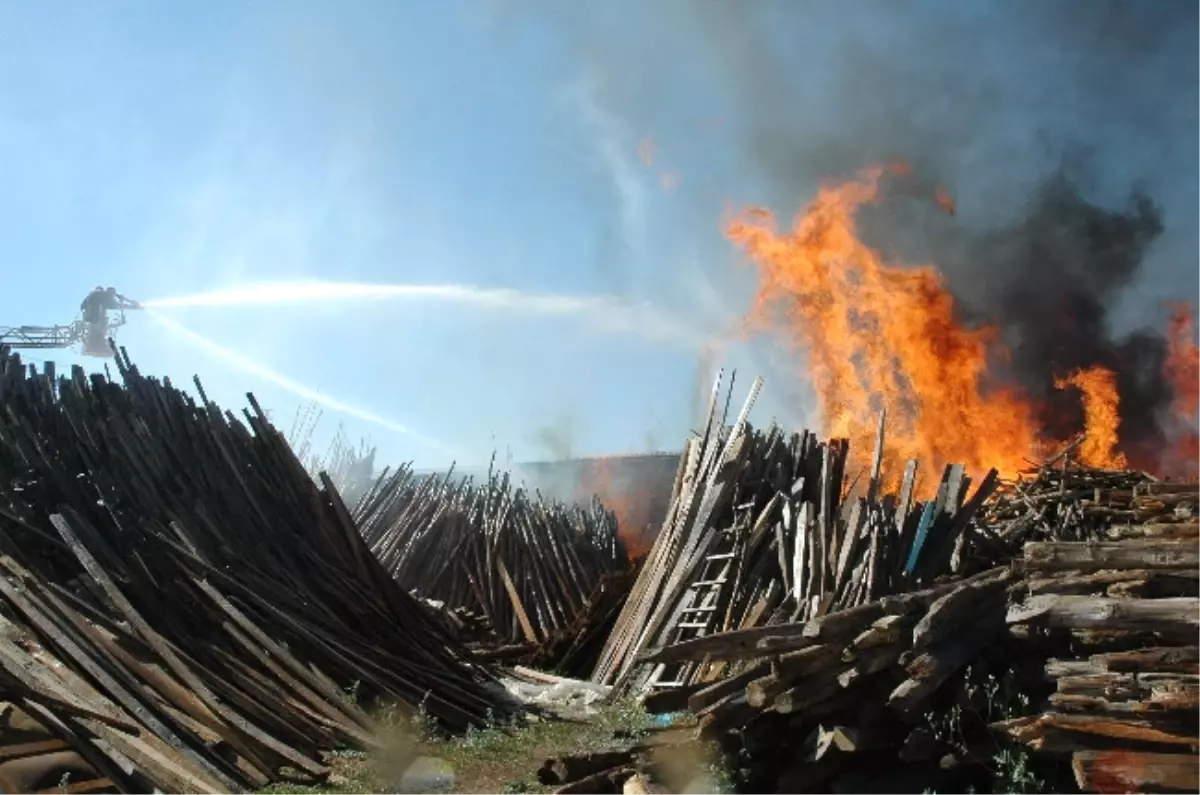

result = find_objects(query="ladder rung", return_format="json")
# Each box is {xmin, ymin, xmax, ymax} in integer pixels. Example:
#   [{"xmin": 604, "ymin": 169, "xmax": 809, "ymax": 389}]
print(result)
[
  {"xmin": 680, "ymin": 606, "xmax": 718, "ymax": 614},
  {"xmin": 677, "ymin": 622, "xmax": 710, "ymax": 629},
  {"xmin": 689, "ymin": 579, "xmax": 728, "ymax": 588},
  {"xmin": 706, "ymin": 552, "xmax": 737, "ymax": 561},
  {"xmin": 654, "ymin": 681, "xmax": 686, "ymax": 688}
]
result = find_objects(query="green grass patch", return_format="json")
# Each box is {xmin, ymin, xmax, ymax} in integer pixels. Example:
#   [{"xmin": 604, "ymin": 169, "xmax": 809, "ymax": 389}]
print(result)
[{"xmin": 257, "ymin": 699, "xmax": 684, "ymax": 795}]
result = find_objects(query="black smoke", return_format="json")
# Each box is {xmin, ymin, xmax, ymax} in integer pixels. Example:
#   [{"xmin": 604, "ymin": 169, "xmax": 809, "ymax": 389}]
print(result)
[
  {"xmin": 944, "ymin": 164, "xmax": 1176, "ymax": 464},
  {"xmin": 494, "ymin": 0, "xmax": 1199, "ymax": 462},
  {"xmin": 829, "ymin": 152, "xmax": 1189, "ymax": 467}
]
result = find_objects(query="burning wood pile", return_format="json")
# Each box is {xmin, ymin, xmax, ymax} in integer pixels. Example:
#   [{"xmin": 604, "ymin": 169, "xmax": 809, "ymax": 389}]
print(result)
[
  {"xmin": 0, "ymin": 347, "xmax": 517, "ymax": 793},
  {"xmin": 576, "ymin": 376, "xmax": 1198, "ymax": 794},
  {"xmin": 592, "ymin": 374, "xmax": 1001, "ymax": 696},
  {"xmin": 355, "ymin": 463, "xmax": 631, "ymax": 671}
]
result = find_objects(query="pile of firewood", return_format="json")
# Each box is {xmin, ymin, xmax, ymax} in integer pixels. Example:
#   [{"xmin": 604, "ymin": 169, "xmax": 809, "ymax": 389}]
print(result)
[
  {"xmin": 580, "ymin": 375, "xmax": 1198, "ymax": 793},
  {"xmin": 0, "ymin": 347, "xmax": 517, "ymax": 792},
  {"xmin": 999, "ymin": 482, "xmax": 1199, "ymax": 794},
  {"xmin": 629, "ymin": 565, "xmax": 1019, "ymax": 791},
  {"xmin": 979, "ymin": 440, "xmax": 1192, "ymax": 548},
  {"xmin": 592, "ymin": 373, "xmax": 1001, "ymax": 696},
  {"xmin": 356, "ymin": 463, "xmax": 629, "ymax": 663}
]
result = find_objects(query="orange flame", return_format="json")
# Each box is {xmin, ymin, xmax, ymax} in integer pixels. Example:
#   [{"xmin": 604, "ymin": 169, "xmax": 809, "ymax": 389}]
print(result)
[
  {"xmin": 726, "ymin": 165, "xmax": 1039, "ymax": 487},
  {"xmin": 1054, "ymin": 366, "xmax": 1127, "ymax": 469},
  {"xmin": 579, "ymin": 458, "xmax": 654, "ymax": 561}
]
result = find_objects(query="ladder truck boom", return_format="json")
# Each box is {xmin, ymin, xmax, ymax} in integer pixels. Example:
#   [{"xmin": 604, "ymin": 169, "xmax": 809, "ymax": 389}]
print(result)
[
  {"xmin": 1, "ymin": 287, "xmax": 140, "ymax": 357},
  {"xmin": 0, "ymin": 323, "xmax": 87, "ymax": 349}
]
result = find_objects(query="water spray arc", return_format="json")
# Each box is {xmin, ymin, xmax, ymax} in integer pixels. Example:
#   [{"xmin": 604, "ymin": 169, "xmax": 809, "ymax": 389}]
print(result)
[
  {"xmin": 146, "ymin": 310, "xmax": 460, "ymax": 456},
  {"xmin": 141, "ymin": 280, "xmax": 728, "ymax": 464},
  {"xmin": 142, "ymin": 280, "xmax": 711, "ymax": 346},
  {"xmin": 143, "ymin": 281, "xmax": 606, "ymax": 312}
]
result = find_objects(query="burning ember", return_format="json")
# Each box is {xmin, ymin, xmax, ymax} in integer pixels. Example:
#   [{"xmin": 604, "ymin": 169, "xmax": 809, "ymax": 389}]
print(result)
[{"xmin": 727, "ymin": 165, "xmax": 1199, "ymax": 487}]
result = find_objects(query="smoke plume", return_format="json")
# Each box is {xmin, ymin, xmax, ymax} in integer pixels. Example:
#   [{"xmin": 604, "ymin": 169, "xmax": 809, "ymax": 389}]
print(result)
[
  {"xmin": 956, "ymin": 165, "xmax": 1174, "ymax": 466},
  {"xmin": 497, "ymin": 0, "xmax": 1198, "ymax": 469}
]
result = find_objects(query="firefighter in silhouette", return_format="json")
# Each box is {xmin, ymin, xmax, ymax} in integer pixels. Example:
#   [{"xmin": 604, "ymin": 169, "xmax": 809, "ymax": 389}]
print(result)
[
  {"xmin": 80, "ymin": 286, "xmax": 140, "ymax": 323},
  {"xmin": 79, "ymin": 286, "xmax": 141, "ymax": 355},
  {"xmin": 80, "ymin": 286, "xmax": 108, "ymax": 325}
]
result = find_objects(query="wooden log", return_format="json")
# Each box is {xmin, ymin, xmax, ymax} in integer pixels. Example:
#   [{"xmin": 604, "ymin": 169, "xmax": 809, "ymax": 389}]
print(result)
[
  {"xmin": 1096, "ymin": 646, "xmax": 1199, "ymax": 675},
  {"xmin": 837, "ymin": 642, "xmax": 904, "ymax": 688},
  {"xmin": 687, "ymin": 663, "xmax": 769, "ymax": 714},
  {"xmin": 1071, "ymin": 750, "xmax": 1199, "ymax": 793},
  {"xmin": 552, "ymin": 765, "xmax": 636, "ymax": 794},
  {"xmin": 911, "ymin": 571, "xmax": 1012, "ymax": 650},
  {"xmin": 1055, "ymin": 670, "xmax": 1198, "ymax": 707},
  {"xmin": 640, "ymin": 567, "xmax": 1009, "ymax": 666},
  {"xmin": 746, "ymin": 673, "xmax": 791, "ymax": 710},
  {"xmin": 538, "ymin": 749, "xmax": 645, "ymax": 785},
  {"xmin": 773, "ymin": 666, "xmax": 850, "ymax": 715},
  {"xmin": 1024, "ymin": 539, "xmax": 1199, "ymax": 572},
  {"xmin": 850, "ymin": 614, "xmax": 913, "ymax": 650},
  {"xmin": 773, "ymin": 643, "xmax": 842, "ymax": 678},
  {"xmin": 1106, "ymin": 572, "xmax": 1199, "ymax": 599},
  {"xmin": 1026, "ymin": 569, "xmax": 1199, "ymax": 597},
  {"xmin": 1006, "ymin": 595, "xmax": 1199, "ymax": 638},
  {"xmin": 888, "ymin": 593, "xmax": 1007, "ymax": 716},
  {"xmin": 993, "ymin": 712, "xmax": 1199, "ymax": 752}
]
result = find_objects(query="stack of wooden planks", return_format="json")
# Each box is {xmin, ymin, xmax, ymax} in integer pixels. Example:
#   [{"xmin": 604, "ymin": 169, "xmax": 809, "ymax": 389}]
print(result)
[
  {"xmin": 356, "ymin": 462, "xmax": 629, "ymax": 663},
  {"xmin": 0, "ymin": 696, "xmax": 118, "ymax": 794},
  {"xmin": 591, "ymin": 372, "xmax": 1001, "ymax": 696},
  {"xmin": 0, "ymin": 346, "xmax": 518, "ymax": 792},
  {"xmin": 1000, "ymin": 481, "xmax": 1199, "ymax": 795}
]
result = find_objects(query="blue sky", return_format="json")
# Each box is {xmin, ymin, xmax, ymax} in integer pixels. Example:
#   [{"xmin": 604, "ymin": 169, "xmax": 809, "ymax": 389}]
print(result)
[
  {"xmin": 0, "ymin": 0, "xmax": 740, "ymax": 467},
  {"xmin": 1, "ymin": 0, "xmax": 1194, "ymax": 471}
]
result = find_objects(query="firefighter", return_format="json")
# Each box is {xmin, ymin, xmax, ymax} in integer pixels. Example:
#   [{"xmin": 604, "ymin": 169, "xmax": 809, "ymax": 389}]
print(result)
[{"xmin": 80, "ymin": 285, "xmax": 109, "ymax": 325}]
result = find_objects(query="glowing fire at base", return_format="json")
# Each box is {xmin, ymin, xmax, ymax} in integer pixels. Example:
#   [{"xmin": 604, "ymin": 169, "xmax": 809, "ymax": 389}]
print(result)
[{"xmin": 726, "ymin": 165, "xmax": 1198, "ymax": 487}]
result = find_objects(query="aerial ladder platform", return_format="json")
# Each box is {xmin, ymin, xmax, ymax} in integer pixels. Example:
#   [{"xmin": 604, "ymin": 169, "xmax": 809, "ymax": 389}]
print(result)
[{"xmin": 1, "ymin": 287, "xmax": 142, "ymax": 358}]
